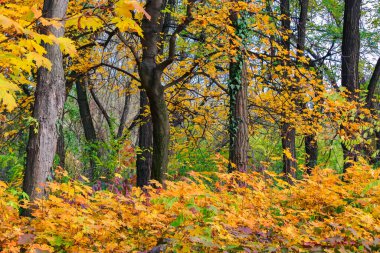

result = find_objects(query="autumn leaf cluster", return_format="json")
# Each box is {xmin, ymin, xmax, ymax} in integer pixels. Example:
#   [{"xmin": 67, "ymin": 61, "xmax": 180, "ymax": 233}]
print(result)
[{"xmin": 0, "ymin": 163, "xmax": 379, "ymax": 252}]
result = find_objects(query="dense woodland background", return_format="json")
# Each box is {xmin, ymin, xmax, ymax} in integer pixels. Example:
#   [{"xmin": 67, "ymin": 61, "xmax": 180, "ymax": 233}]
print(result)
[{"xmin": 0, "ymin": 0, "xmax": 380, "ymax": 252}]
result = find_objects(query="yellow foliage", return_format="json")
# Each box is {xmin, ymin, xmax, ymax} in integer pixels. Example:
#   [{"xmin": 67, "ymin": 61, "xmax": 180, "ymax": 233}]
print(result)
[{"xmin": 1, "ymin": 164, "xmax": 380, "ymax": 252}]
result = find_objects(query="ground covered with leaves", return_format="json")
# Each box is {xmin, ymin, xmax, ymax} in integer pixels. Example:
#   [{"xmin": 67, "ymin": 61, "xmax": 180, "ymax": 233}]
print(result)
[{"xmin": 1, "ymin": 165, "xmax": 380, "ymax": 253}]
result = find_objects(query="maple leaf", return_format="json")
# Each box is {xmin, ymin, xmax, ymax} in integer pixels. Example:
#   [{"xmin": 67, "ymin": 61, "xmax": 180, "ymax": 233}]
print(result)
[
  {"xmin": 0, "ymin": 75, "xmax": 20, "ymax": 111},
  {"xmin": 26, "ymin": 52, "xmax": 52, "ymax": 70}
]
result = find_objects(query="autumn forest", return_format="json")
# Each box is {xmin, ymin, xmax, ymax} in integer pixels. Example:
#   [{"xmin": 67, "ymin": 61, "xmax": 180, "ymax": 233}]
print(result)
[{"xmin": 0, "ymin": 0, "xmax": 380, "ymax": 252}]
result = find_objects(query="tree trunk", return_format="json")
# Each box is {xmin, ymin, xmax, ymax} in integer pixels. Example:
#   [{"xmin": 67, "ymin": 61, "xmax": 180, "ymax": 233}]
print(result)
[
  {"xmin": 140, "ymin": 0, "xmax": 170, "ymax": 184},
  {"xmin": 136, "ymin": 91, "xmax": 153, "ymax": 187},
  {"xmin": 281, "ymin": 123, "xmax": 297, "ymax": 178},
  {"xmin": 145, "ymin": 86, "xmax": 169, "ymax": 183},
  {"xmin": 56, "ymin": 113, "xmax": 65, "ymax": 168},
  {"xmin": 76, "ymin": 79, "xmax": 98, "ymax": 180},
  {"xmin": 280, "ymin": 0, "xmax": 297, "ymax": 179},
  {"xmin": 365, "ymin": 58, "xmax": 380, "ymax": 164},
  {"xmin": 296, "ymin": 0, "xmax": 317, "ymax": 173},
  {"xmin": 296, "ymin": 0, "xmax": 309, "ymax": 54},
  {"xmin": 375, "ymin": 131, "xmax": 380, "ymax": 164},
  {"xmin": 341, "ymin": 0, "xmax": 362, "ymax": 170},
  {"xmin": 305, "ymin": 135, "xmax": 318, "ymax": 174},
  {"xmin": 228, "ymin": 11, "xmax": 249, "ymax": 172},
  {"xmin": 23, "ymin": 0, "xmax": 69, "ymax": 202},
  {"xmin": 228, "ymin": 62, "xmax": 249, "ymax": 172},
  {"xmin": 365, "ymin": 57, "xmax": 380, "ymax": 109},
  {"xmin": 117, "ymin": 86, "xmax": 132, "ymax": 139}
]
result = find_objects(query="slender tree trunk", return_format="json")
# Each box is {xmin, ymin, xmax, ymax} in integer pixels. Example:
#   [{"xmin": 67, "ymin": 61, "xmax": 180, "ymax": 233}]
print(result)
[
  {"xmin": 76, "ymin": 79, "xmax": 98, "ymax": 180},
  {"xmin": 55, "ymin": 82, "xmax": 75, "ymax": 169},
  {"xmin": 56, "ymin": 113, "xmax": 65, "ymax": 168},
  {"xmin": 341, "ymin": 0, "xmax": 362, "ymax": 171},
  {"xmin": 140, "ymin": 0, "xmax": 170, "ymax": 184},
  {"xmin": 365, "ymin": 57, "xmax": 380, "ymax": 109},
  {"xmin": 296, "ymin": 0, "xmax": 317, "ymax": 173},
  {"xmin": 117, "ymin": 86, "xmax": 132, "ymax": 139},
  {"xmin": 145, "ymin": 86, "xmax": 169, "ymax": 183},
  {"xmin": 296, "ymin": 0, "xmax": 309, "ymax": 53},
  {"xmin": 305, "ymin": 135, "xmax": 318, "ymax": 173},
  {"xmin": 136, "ymin": 91, "xmax": 153, "ymax": 187},
  {"xmin": 228, "ymin": 11, "xmax": 249, "ymax": 172},
  {"xmin": 23, "ymin": 0, "xmax": 69, "ymax": 202},
  {"xmin": 281, "ymin": 123, "xmax": 297, "ymax": 178},
  {"xmin": 280, "ymin": 0, "xmax": 297, "ymax": 179},
  {"xmin": 366, "ymin": 58, "xmax": 380, "ymax": 164},
  {"xmin": 375, "ymin": 131, "xmax": 380, "ymax": 164}
]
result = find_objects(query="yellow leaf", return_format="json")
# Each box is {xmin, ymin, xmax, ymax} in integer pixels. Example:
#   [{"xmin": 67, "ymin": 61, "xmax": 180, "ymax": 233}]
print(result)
[
  {"xmin": 56, "ymin": 37, "xmax": 77, "ymax": 57},
  {"xmin": 283, "ymin": 148, "xmax": 296, "ymax": 161},
  {"xmin": 26, "ymin": 52, "xmax": 52, "ymax": 70},
  {"xmin": 0, "ymin": 75, "xmax": 20, "ymax": 111}
]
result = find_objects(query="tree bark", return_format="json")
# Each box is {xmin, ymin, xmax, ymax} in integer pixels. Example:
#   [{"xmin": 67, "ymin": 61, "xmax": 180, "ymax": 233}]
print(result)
[
  {"xmin": 76, "ymin": 79, "xmax": 98, "ymax": 180},
  {"xmin": 56, "ymin": 113, "xmax": 65, "ymax": 168},
  {"xmin": 342, "ymin": 0, "xmax": 361, "ymax": 96},
  {"xmin": 375, "ymin": 131, "xmax": 380, "ymax": 164},
  {"xmin": 23, "ymin": 0, "xmax": 69, "ymax": 202},
  {"xmin": 365, "ymin": 57, "xmax": 380, "ymax": 109},
  {"xmin": 228, "ymin": 62, "xmax": 249, "ymax": 172},
  {"xmin": 296, "ymin": 0, "xmax": 317, "ymax": 173},
  {"xmin": 366, "ymin": 57, "xmax": 380, "ymax": 164},
  {"xmin": 296, "ymin": 0, "xmax": 309, "ymax": 54},
  {"xmin": 305, "ymin": 135, "xmax": 318, "ymax": 173},
  {"xmin": 280, "ymin": 0, "xmax": 297, "ymax": 179},
  {"xmin": 281, "ymin": 123, "xmax": 297, "ymax": 178},
  {"xmin": 228, "ymin": 10, "xmax": 249, "ymax": 172},
  {"xmin": 341, "ymin": 0, "xmax": 362, "ymax": 170},
  {"xmin": 136, "ymin": 91, "xmax": 153, "ymax": 187},
  {"xmin": 145, "ymin": 86, "xmax": 169, "ymax": 183},
  {"xmin": 140, "ymin": 0, "xmax": 170, "ymax": 184}
]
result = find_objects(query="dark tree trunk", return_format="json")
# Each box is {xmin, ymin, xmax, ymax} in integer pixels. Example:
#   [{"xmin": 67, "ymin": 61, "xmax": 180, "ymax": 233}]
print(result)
[
  {"xmin": 305, "ymin": 135, "xmax": 318, "ymax": 174},
  {"xmin": 365, "ymin": 57, "xmax": 380, "ymax": 109},
  {"xmin": 342, "ymin": 0, "xmax": 361, "ymax": 96},
  {"xmin": 296, "ymin": 0, "xmax": 317, "ymax": 173},
  {"xmin": 366, "ymin": 58, "xmax": 380, "ymax": 164},
  {"xmin": 23, "ymin": 0, "xmax": 69, "ymax": 202},
  {"xmin": 76, "ymin": 79, "xmax": 98, "ymax": 180},
  {"xmin": 281, "ymin": 123, "xmax": 297, "ymax": 178},
  {"xmin": 375, "ymin": 131, "xmax": 380, "ymax": 164},
  {"xmin": 228, "ymin": 11, "xmax": 249, "ymax": 172},
  {"xmin": 296, "ymin": 0, "xmax": 309, "ymax": 54},
  {"xmin": 145, "ymin": 86, "xmax": 169, "ymax": 183},
  {"xmin": 56, "ymin": 113, "xmax": 65, "ymax": 168},
  {"xmin": 280, "ymin": 0, "xmax": 297, "ymax": 179},
  {"xmin": 140, "ymin": 0, "xmax": 170, "ymax": 184},
  {"xmin": 341, "ymin": 0, "xmax": 362, "ymax": 170},
  {"xmin": 136, "ymin": 91, "xmax": 153, "ymax": 187}
]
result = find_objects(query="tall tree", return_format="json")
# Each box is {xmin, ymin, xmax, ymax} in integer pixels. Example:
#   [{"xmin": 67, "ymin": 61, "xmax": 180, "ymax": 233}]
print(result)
[
  {"xmin": 139, "ymin": 0, "xmax": 195, "ymax": 183},
  {"xmin": 228, "ymin": 9, "xmax": 249, "ymax": 172},
  {"xmin": 280, "ymin": 0, "xmax": 297, "ymax": 179},
  {"xmin": 341, "ymin": 0, "xmax": 361, "ymax": 170},
  {"xmin": 23, "ymin": 0, "xmax": 69, "ymax": 201},
  {"xmin": 140, "ymin": 0, "xmax": 170, "ymax": 183},
  {"xmin": 296, "ymin": 0, "xmax": 317, "ymax": 173}
]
